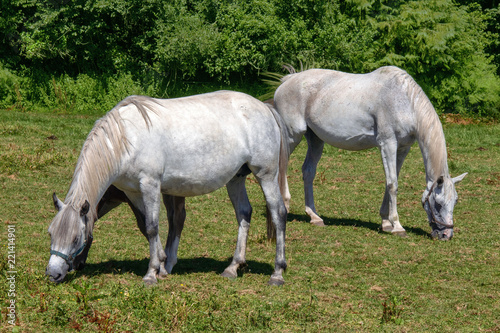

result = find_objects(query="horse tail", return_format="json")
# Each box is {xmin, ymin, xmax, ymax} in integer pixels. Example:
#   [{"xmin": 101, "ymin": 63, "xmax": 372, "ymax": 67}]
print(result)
[
  {"xmin": 265, "ymin": 103, "xmax": 290, "ymax": 240},
  {"xmin": 279, "ymin": 64, "xmax": 298, "ymax": 85},
  {"xmin": 259, "ymin": 64, "xmax": 298, "ymax": 101}
]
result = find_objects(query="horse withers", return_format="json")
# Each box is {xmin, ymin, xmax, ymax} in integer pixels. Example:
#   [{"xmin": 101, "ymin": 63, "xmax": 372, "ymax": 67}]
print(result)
[
  {"xmin": 273, "ymin": 66, "xmax": 467, "ymax": 240},
  {"xmin": 46, "ymin": 91, "xmax": 289, "ymax": 285}
]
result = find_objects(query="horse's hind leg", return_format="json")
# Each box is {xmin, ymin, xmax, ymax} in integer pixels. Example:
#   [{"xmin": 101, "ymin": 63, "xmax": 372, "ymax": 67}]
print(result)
[
  {"xmin": 379, "ymin": 144, "xmax": 411, "ymax": 237},
  {"xmin": 221, "ymin": 175, "xmax": 252, "ymax": 279},
  {"xmin": 283, "ymin": 175, "xmax": 291, "ymax": 212},
  {"xmin": 259, "ymin": 177, "xmax": 288, "ymax": 285},
  {"xmin": 163, "ymin": 195, "xmax": 186, "ymax": 275},
  {"xmin": 303, "ymin": 129, "xmax": 325, "ymax": 226}
]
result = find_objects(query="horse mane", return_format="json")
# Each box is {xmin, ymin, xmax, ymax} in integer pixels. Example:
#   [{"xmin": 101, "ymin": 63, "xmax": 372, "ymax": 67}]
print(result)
[
  {"xmin": 64, "ymin": 96, "xmax": 158, "ymax": 214},
  {"xmin": 394, "ymin": 68, "xmax": 448, "ymax": 180}
]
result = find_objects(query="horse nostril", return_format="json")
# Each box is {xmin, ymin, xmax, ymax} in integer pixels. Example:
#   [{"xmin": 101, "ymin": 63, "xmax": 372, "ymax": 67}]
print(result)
[
  {"xmin": 439, "ymin": 230, "xmax": 453, "ymax": 241},
  {"xmin": 50, "ymin": 273, "xmax": 62, "ymax": 282}
]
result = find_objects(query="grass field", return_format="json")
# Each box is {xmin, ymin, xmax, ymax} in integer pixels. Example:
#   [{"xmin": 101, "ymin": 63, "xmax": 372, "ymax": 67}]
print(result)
[{"xmin": 0, "ymin": 110, "xmax": 499, "ymax": 332}]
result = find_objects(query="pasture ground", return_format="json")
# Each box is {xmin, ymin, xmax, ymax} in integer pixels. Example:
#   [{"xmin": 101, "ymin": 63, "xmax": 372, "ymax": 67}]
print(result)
[{"xmin": 0, "ymin": 110, "xmax": 499, "ymax": 332}]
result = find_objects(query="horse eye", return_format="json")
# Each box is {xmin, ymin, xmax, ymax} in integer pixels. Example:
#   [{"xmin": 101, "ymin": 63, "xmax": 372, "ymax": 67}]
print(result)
[{"xmin": 435, "ymin": 202, "xmax": 442, "ymax": 212}]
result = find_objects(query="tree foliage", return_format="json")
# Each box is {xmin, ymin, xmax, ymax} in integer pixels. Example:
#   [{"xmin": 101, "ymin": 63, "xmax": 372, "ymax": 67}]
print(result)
[{"xmin": 0, "ymin": 0, "xmax": 499, "ymax": 117}]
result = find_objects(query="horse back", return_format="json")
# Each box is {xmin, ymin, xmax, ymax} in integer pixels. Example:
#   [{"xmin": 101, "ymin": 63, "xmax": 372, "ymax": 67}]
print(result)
[{"xmin": 275, "ymin": 67, "xmax": 419, "ymax": 150}]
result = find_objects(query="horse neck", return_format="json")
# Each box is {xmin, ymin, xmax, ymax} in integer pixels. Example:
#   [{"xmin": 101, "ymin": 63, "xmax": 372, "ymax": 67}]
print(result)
[
  {"xmin": 415, "ymin": 104, "xmax": 449, "ymax": 184},
  {"xmin": 64, "ymin": 112, "xmax": 127, "ymax": 215},
  {"xmin": 64, "ymin": 161, "xmax": 117, "ymax": 216}
]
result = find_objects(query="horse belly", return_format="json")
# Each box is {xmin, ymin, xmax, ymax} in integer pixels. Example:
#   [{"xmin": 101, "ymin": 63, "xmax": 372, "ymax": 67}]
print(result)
[
  {"xmin": 159, "ymin": 166, "xmax": 238, "ymax": 197},
  {"xmin": 161, "ymin": 180, "xmax": 227, "ymax": 197},
  {"xmin": 114, "ymin": 158, "xmax": 240, "ymax": 198},
  {"xmin": 325, "ymin": 132, "xmax": 377, "ymax": 151},
  {"xmin": 308, "ymin": 112, "xmax": 378, "ymax": 151}
]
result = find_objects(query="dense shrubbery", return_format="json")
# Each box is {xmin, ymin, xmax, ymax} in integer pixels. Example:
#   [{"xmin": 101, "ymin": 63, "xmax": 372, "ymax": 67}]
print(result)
[{"xmin": 0, "ymin": 0, "xmax": 499, "ymax": 118}]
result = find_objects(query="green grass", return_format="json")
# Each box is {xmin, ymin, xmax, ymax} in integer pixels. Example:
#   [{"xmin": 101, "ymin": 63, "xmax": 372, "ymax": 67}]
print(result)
[{"xmin": 0, "ymin": 110, "xmax": 499, "ymax": 332}]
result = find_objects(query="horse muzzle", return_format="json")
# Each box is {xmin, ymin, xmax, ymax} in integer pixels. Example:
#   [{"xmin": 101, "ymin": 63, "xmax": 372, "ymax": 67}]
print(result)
[
  {"xmin": 430, "ymin": 226, "xmax": 454, "ymax": 241},
  {"xmin": 46, "ymin": 255, "xmax": 70, "ymax": 283}
]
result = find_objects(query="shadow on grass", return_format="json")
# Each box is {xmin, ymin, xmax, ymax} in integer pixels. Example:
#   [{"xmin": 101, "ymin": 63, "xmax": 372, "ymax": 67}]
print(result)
[
  {"xmin": 70, "ymin": 256, "xmax": 273, "ymax": 281},
  {"xmin": 287, "ymin": 212, "xmax": 429, "ymax": 237}
]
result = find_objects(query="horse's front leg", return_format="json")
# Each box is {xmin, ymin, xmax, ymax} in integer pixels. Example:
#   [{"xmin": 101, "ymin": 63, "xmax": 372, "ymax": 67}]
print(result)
[
  {"xmin": 379, "ymin": 143, "xmax": 409, "ymax": 237},
  {"xmin": 128, "ymin": 182, "xmax": 166, "ymax": 285},
  {"xmin": 302, "ymin": 129, "xmax": 325, "ymax": 226},
  {"xmin": 222, "ymin": 176, "xmax": 252, "ymax": 280},
  {"xmin": 163, "ymin": 195, "xmax": 186, "ymax": 276}
]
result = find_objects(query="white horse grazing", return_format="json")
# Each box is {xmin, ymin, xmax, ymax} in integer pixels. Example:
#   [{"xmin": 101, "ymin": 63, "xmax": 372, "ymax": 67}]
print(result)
[
  {"xmin": 273, "ymin": 66, "xmax": 467, "ymax": 240},
  {"xmin": 46, "ymin": 91, "xmax": 289, "ymax": 286}
]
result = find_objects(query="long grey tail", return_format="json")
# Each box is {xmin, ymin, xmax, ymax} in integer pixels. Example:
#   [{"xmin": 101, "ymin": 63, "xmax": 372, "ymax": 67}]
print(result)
[{"xmin": 265, "ymin": 103, "xmax": 290, "ymax": 240}]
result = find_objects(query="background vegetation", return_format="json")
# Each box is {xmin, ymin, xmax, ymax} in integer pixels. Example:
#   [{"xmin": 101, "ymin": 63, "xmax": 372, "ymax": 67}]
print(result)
[
  {"xmin": 0, "ymin": 111, "xmax": 499, "ymax": 332},
  {"xmin": 1, "ymin": 0, "xmax": 499, "ymax": 118}
]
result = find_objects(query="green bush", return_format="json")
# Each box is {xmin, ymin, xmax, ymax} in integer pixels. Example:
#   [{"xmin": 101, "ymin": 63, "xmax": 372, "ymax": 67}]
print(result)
[
  {"xmin": 1, "ymin": 0, "xmax": 499, "ymax": 118},
  {"xmin": 153, "ymin": 4, "xmax": 219, "ymax": 80},
  {"xmin": 368, "ymin": 0, "xmax": 500, "ymax": 116},
  {"xmin": 34, "ymin": 73, "xmax": 158, "ymax": 115},
  {"xmin": 0, "ymin": 64, "xmax": 24, "ymax": 109}
]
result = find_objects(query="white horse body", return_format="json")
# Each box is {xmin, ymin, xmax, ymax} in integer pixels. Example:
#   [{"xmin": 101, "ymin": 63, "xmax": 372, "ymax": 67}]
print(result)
[
  {"xmin": 114, "ymin": 93, "xmax": 277, "ymax": 197},
  {"xmin": 303, "ymin": 70, "xmax": 415, "ymax": 150},
  {"xmin": 277, "ymin": 68, "xmax": 418, "ymax": 151},
  {"xmin": 47, "ymin": 91, "xmax": 288, "ymax": 285},
  {"xmin": 274, "ymin": 66, "xmax": 466, "ymax": 239}
]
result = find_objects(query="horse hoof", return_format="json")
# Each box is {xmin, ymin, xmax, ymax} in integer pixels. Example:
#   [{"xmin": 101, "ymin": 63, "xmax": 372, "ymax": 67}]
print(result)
[
  {"xmin": 381, "ymin": 226, "xmax": 393, "ymax": 233},
  {"xmin": 381, "ymin": 220, "xmax": 393, "ymax": 233},
  {"xmin": 392, "ymin": 230, "xmax": 408, "ymax": 238},
  {"xmin": 268, "ymin": 276, "xmax": 285, "ymax": 286},
  {"xmin": 220, "ymin": 269, "xmax": 237, "ymax": 280},
  {"xmin": 310, "ymin": 219, "xmax": 325, "ymax": 227},
  {"xmin": 156, "ymin": 265, "xmax": 169, "ymax": 280},
  {"xmin": 143, "ymin": 276, "xmax": 158, "ymax": 286}
]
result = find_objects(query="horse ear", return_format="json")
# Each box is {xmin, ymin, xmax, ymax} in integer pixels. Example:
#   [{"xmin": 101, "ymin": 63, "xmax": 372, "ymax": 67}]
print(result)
[
  {"xmin": 452, "ymin": 172, "xmax": 468, "ymax": 184},
  {"xmin": 53, "ymin": 193, "xmax": 64, "ymax": 211},
  {"xmin": 80, "ymin": 200, "xmax": 90, "ymax": 217}
]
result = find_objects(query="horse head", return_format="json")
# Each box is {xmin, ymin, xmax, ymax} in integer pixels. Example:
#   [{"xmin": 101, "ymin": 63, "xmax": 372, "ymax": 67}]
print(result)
[
  {"xmin": 46, "ymin": 193, "xmax": 93, "ymax": 283},
  {"xmin": 422, "ymin": 173, "xmax": 467, "ymax": 240}
]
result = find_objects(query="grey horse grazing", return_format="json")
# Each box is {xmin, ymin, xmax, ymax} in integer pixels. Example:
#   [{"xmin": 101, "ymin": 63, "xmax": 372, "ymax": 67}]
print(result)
[
  {"xmin": 273, "ymin": 66, "xmax": 467, "ymax": 240},
  {"xmin": 46, "ymin": 91, "xmax": 289, "ymax": 286}
]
